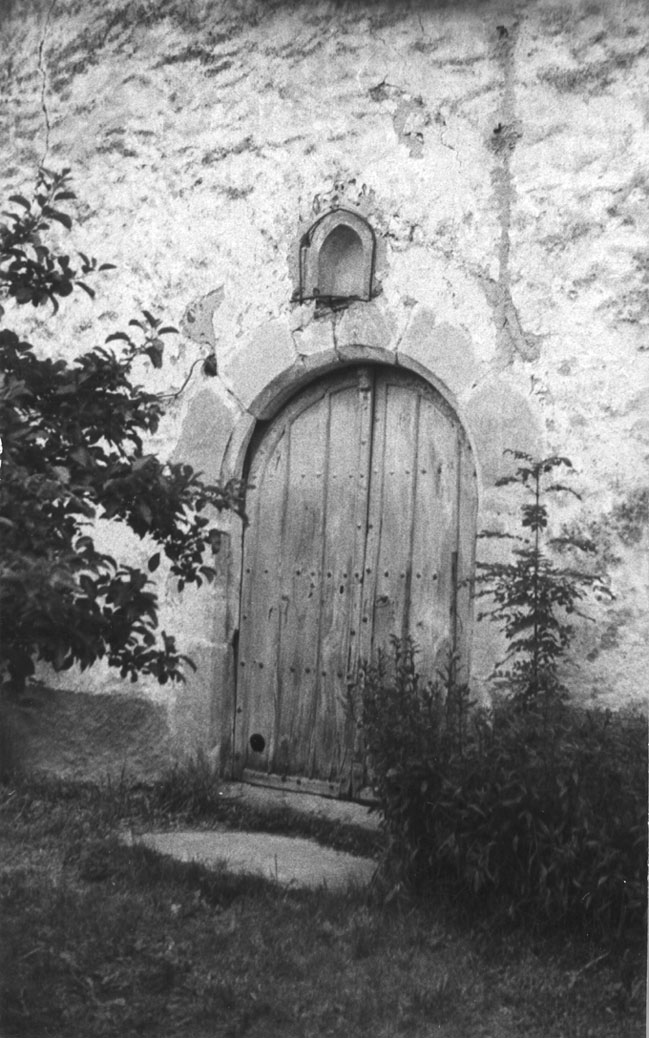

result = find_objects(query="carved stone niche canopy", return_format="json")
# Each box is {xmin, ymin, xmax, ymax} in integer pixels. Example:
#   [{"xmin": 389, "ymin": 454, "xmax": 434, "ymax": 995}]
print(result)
[{"xmin": 299, "ymin": 208, "xmax": 375, "ymax": 304}]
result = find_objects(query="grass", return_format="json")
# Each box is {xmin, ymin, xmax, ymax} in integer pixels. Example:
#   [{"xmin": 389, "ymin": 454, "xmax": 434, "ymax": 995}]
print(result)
[{"xmin": 0, "ymin": 772, "xmax": 645, "ymax": 1038}]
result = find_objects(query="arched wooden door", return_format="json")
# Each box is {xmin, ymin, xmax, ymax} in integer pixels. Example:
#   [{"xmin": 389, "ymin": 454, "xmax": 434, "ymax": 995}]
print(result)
[{"xmin": 235, "ymin": 365, "xmax": 477, "ymax": 797}]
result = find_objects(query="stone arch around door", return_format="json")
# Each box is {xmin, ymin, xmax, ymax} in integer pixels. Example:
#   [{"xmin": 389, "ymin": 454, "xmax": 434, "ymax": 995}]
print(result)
[{"xmin": 226, "ymin": 358, "xmax": 478, "ymax": 799}]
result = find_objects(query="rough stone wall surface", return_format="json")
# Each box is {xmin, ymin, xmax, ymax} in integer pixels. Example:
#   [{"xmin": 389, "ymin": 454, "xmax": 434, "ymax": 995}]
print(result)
[{"xmin": 2, "ymin": 0, "xmax": 647, "ymax": 769}]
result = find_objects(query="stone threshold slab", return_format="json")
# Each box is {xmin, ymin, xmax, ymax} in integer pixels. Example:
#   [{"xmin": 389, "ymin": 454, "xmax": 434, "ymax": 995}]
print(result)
[
  {"xmin": 219, "ymin": 780, "xmax": 380, "ymax": 832},
  {"xmin": 134, "ymin": 830, "xmax": 377, "ymax": 890}
]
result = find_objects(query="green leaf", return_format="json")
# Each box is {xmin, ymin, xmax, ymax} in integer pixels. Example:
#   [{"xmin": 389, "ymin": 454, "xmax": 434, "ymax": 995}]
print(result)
[
  {"xmin": 144, "ymin": 343, "xmax": 164, "ymax": 368},
  {"xmin": 132, "ymin": 455, "xmax": 154, "ymax": 472},
  {"xmin": 148, "ymin": 552, "xmax": 161, "ymax": 572},
  {"xmin": 207, "ymin": 529, "xmax": 222, "ymax": 554},
  {"xmin": 138, "ymin": 502, "xmax": 153, "ymax": 525},
  {"xmin": 43, "ymin": 207, "xmax": 72, "ymax": 230},
  {"xmin": 79, "ymin": 574, "xmax": 96, "ymax": 597},
  {"xmin": 70, "ymin": 446, "xmax": 92, "ymax": 466}
]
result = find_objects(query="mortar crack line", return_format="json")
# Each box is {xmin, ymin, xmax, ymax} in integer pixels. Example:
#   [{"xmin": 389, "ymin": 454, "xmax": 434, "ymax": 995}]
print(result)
[
  {"xmin": 37, "ymin": 0, "xmax": 58, "ymax": 168},
  {"xmin": 362, "ymin": 146, "xmax": 398, "ymax": 171},
  {"xmin": 394, "ymin": 301, "xmax": 417, "ymax": 354},
  {"xmin": 437, "ymin": 115, "xmax": 461, "ymax": 171},
  {"xmin": 488, "ymin": 20, "xmax": 541, "ymax": 364}
]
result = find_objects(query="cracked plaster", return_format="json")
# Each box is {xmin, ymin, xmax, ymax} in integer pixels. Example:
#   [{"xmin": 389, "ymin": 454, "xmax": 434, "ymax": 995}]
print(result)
[
  {"xmin": 399, "ymin": 306, "xmax": 479, "ymax": 398},
  {"xmin": 181, "ymin": 286, "xmax": 225, "ymax": 350}
]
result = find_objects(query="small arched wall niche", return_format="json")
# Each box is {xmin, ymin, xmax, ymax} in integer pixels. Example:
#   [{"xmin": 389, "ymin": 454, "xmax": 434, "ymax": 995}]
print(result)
[{"xmin": 299, "ymin": 209, "xmax": 375, "ymax": 303}]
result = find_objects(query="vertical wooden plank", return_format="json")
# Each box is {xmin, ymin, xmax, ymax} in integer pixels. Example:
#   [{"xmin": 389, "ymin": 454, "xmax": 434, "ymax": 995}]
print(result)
[
  {"xmin": 274, "ymin": 396, "xmax": 330, "ymax": 775},
  {"xmin": 312, "ymin": 372, "xmax": 373, "ymax": 783},
  {"xmin": 237, "ymin": 370, "xmax": 373, "ymax": 788},
  {"xmin": 362, "ymin": 372, "xmax": 463, "ymax": 683},
  {"xmin": 355, "ymin": 371, "xmax": 384, "ymax": 666},
  {"xmin": 236, "ymin": 424, "xmax": 289, "ymax": 773},
  {"xmin": 363, "ymin": 373, "xmax": 422, "ymax": 663},
  {"xmin": 453, "ymin": 427, "xmax": 478, "ymax": 685},
  {"xmin": 407, "ymin": 389, "xmax": 460, "ymax": 681}
]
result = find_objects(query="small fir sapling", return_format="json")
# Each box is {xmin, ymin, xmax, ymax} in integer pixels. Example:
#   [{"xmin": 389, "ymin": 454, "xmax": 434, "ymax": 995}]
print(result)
[{"xmin": 473, "ymin": 451, "xmax": 612, "ymax": 710}]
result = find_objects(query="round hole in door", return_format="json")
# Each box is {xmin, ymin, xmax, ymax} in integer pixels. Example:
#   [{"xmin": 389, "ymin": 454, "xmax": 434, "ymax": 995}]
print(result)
[{"xmin": 250, "ymin": 733, "xmax": 266, "ymax": 753}]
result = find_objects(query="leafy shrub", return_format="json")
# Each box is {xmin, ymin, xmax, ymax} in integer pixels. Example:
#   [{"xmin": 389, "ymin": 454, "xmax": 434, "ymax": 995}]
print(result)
[
  {"xmin": 360, "ymin": 638, "xmax": 647, "ymax": 942},
  {"xmin": 358, "ymin": 454, "xmax": 645, "ymax": 941}
]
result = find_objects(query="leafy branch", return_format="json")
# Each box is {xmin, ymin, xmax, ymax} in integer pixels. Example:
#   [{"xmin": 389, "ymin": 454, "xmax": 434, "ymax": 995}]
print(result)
[
  {"xmin": 0, "ymin": 167, "xmax": 114, "ymax": 314},
  {"xmin": 0, "ymin": 168, "xmax": 245, "ymax": 695}
]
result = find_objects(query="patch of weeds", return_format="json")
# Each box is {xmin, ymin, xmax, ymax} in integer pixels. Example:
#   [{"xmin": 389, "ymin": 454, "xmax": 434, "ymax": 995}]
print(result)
[
  {"xmin": 476, "ymin": 927, "xmax": 646, "ymax": 1038},
  {"xmin": 1, "ymin": 766, "xmax": 379, "ymax": 859},
  {"xmin": 0, "ymin": 869, "xmax": 155, "ymax": 1035},
  {"xmin": 1, "ymin": 779, "xmax": 106, "ymax": 843},
  {"xmin": 150, "ymin": 748, "xmax": 223, "ymax": 818},
  {"xmin": 0, "ymin": 789, "xmax": 644, "ymax": 1038},
  {"xmin": 96, "ymin": 767, "xmax": 154, "ymax": 828},
  {"xmin": 212, "ymin": 798, "xmax": 380, "ymax": 858},
  {"xmin": 347, "ymin": 906, "xmax": 383, "ymax": 960},
  {"xmin": 406, "ymin": 970, "xmax": 460, "ymax": 1024}
]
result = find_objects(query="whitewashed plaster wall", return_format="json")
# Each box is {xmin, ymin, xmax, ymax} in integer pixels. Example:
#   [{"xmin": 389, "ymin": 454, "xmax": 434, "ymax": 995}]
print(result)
[{"xmin": 2, "ymin": 0, "xmax": 648, "ymax": 766}]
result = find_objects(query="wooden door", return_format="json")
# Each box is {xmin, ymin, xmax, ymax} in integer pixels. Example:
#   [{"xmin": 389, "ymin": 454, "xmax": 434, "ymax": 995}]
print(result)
[{"xmin": 235, "ymin": 365, "xmax": 476, "ymax": 796}]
